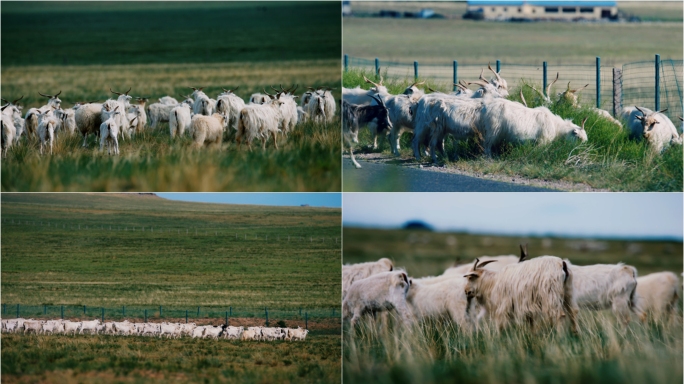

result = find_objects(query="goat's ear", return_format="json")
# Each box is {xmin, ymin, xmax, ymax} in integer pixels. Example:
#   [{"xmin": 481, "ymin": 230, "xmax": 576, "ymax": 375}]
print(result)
[{"xmin": 519, "ymin": 243, "xmax": 528, "ymax": 262}]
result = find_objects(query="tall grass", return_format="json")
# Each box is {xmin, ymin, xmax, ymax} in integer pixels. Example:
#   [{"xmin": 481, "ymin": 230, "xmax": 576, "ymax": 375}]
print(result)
[
  {"xmin": 344, "ymin": 313, "xmax": 682, "ymax": 384},
  {"xmin": 343, "ymin": 68, "xmax": 682, "ymax": 192},
  {"xmin": 1, "ymin": 117, "xmax": 341, "ymax": 191}
]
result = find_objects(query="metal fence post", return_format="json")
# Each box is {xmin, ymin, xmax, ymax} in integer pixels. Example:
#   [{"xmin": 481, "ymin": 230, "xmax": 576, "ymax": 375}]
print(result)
[
  {"xmin": 225, "ymin": 311, "xmax": 228, "ymax": 325},
  {"xmin": 413, "ymin": 61, "xmax": 418, "ymax": 80},
  {"xmin": 496, "ymin": 59, "xmax": 501, "ymax": 73},
  {"xmin": 305, "ymin": 312, "xmax": 308, "ymax": 330},
  {"xmin": 452, "ymin": 61, "xmax": 458, "ymax": 91},
  {"xmin": 375, "ymin": 58, "xmax": 380, "ymax": 78},
  {"xmin": 655, "ymin": 54, "xmax": 661, "ymax": 110},
  {"xmin": 613, "ymin": 68, "xmax": 623, "ymax": 117},
  {"xmin": 543, "ymin": 62, "xmax": 548, "ymax": 97},
  {"xmin": 344, "ymin": 54, "xmax": 348, "ymax": 72},
  {"xmin": 596, "ymin": 56, "xmax": 601, "ymax": 108}
]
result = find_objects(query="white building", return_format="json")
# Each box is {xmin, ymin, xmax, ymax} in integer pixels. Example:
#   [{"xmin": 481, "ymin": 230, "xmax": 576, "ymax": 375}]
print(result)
[{"xmin": 465, "ymin": 1, "xmax": 618, "ymax": 21}]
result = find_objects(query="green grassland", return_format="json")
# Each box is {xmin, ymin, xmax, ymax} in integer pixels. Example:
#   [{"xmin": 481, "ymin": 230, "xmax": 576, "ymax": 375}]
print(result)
[
  {"xmin": 1, "ymin": 2, "xmax": 342, "ymax": 192},
  {"xmin": 2, "ymin": 334, "xmax": 341, "ymax": 384},
  {"xmin": 343, "ymin": 227, "xmax": 683, "ymax": 384},
  {"xmin": 343, "ymin": 69, "xmax": 682, "ymax": 192},
  {"xmin": 1, "ymin": 193, "xmax": 341, "ymax": 308},
  {"xmin": 1, "ymin": 2, "xmax": 341, "ymax": 65},
  {"xmin": 343, "ymin": 12, "xmax": 682, "ymax": 66}
]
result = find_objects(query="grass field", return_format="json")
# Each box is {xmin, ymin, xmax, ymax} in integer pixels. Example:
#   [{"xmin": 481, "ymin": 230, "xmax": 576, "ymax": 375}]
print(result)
[
  {"xmin": 1, "ymin": 193, "xmax": 341, "ymax": 308},
  {"xmin": 2, "ymin": 334, "xmax": 341, "ymax": 384},
  {"xmin": 1, "ymin": 2, "xmax": 341, "ymax": 65},
  {"xmin": 1, "ymin": 2, "xmax": 342, "ymax": 192},
  {"xmin": 343, "ymin": 69, "xmax": 682, "ymax": 192},
  {"xmin": 343, "ymin": 8, "xmax": 682, "ymax": 66},
  {"xmin": 343, "ymin": 227, "xmax": 683, "ymax": 384},
  {"xmin": 1, "ymin": 193, "xmax": 342, "ymax": 382}
]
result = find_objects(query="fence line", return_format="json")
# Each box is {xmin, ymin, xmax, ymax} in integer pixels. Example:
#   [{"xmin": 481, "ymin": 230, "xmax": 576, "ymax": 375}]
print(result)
[
  {"xmin": 2, "ymin": 303, "xmax": 340, "ymax": 329},
  {"xmin": 0, "ymin": 218, "xmax": 340, "ymax": 244},
  {"xmin": 344, "ymin": 54, "xmax": 683, "ymax": 123}
]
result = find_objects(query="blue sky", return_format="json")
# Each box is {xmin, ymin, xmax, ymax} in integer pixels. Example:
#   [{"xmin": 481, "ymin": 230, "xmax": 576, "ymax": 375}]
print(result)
[
  {"xmin": 157, "ymin": 193, "xmax": 341, "ymax": 208},
  {"xmin": 343, "ymin": 193, "xmax": 683, "ymax": 240}
]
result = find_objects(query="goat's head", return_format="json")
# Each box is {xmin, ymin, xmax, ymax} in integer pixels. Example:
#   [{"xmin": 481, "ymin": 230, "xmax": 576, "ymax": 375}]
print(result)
[
  {"xmin": 571, "ymin": 116, "xmax": 589, "ymax": 142},
  {"xmin": 110, "ymin": 87, "xmax": 132, "ymax": 104},
  {"xmin": 363, "ymin": 75, "xmax": 388, "ymax": 95},
  {"xmin": 557, "ymin": 82, "xmax": 589, "ymax": 107},
  {"xmin": 39, "ymin": 91, "xmax": 62, "ymax": 109},
  {"xmin": 369, "ymin": 94, "xmax": 393, "ymax": 132},
  {"xmin": 635, "ymin": 106, "xmax": 668, "ymax": 139},
  {"xmin": 403, "ymin": 80, "xmax": 425, "ymax": 98},
  {"xmin": 487, "ymin": 62, "xmax": 508, "ymax": 96},
  {"xmin": 463, "ymin": 258, "xmax": 497, "ymax": 299}
]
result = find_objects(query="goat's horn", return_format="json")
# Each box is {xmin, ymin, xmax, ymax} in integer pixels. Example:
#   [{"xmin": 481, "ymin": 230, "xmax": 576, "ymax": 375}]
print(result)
[
  {"xmin": 581, "ymin": 117, "xmax": 588, "ymax": 129},
  {"xmin": 488, "ymin": 62, "xmax": 502, "ymax": 83},
  {"xmin": 290, "ymin": 84, "xmax": 298, "ymax": 93},
  {"xmin": 1, "ymin": 98, "xmax": 7, "ymax": 103},
  {"xmin": 635, "ymin": 106, "xmax": 645, "ymax": 115},
  {"xmin": 263, "ymin": 88, "xmax": 273, "ymax": 96},
  {"xmin": 39, "ymin": 92, "xmax": 52, "ymax": 98},
  {"xmin": 124, "ymin": 87, "xmax": 131, "ymax": 95},
  {"xmin": 428, "ymin": 86, "xmax": 437, "ymax": 93},
  {"xmin": 477, "ymin": 260, "xmax": 497, "ymax": 270},
  {"xmin": 110, "ymin": 88, "xmax": 122, "ymax": 96},
  {"xmin": 478, "ymin": 68, "xmax": 490, "ymax": 84},
  {"xmin": 678, "ymin": 116, "xmax": 683, "ymax": 122},
  {"xmin": 467, "ymin": 80, "xmax": 489, "ymax": 88},
  {"xmin": 546, "ymin": 73, "xmax": 559, "ymax": 96},
  {"xmin": 54, "ymin": 90, "xmax": 62, "ymax": 97},
  {"xmin": 656, "ymin": 108, "xmax": 668, "ymax": 114},
  {"xmin": 520, "ymin": 89, "xmax": 527, "ymax": 107},
  {"xmin": 271, "ymin": 85, "xmax": 279, "ymax": 92},
  {"xmin": 189, "ymin": 87, "xmax": 197, "ymax": 91},
  {"xmin": 570, "ymin": 84, "xmax": 589, "ymax": 94},
  {"xmin": 12, "ymin": 96, "xmax": 24, "ymax": 105}
]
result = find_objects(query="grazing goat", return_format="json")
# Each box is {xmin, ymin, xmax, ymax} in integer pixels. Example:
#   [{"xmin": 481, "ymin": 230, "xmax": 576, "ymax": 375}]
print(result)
[
  {"xmin": 464, "ymin": 254, "xmax": 578, "ymax": 333},
  {"xmin": 343, "ymin": 95, "xmax": 393, "ymax": 168},
  {"xmin": 189, "ymin": 87, "xmax": 215, "ymax": 116},
  {"xmin": 100, "ymin": 107, "xmax": 123, "ymax": 155},
  {"xmin": 343, "ymin": 257, "xmax": 394, "ymax": 299},
  {"xmin": 25, "ymin": 90, "xmax": 62, "ymax": 139},
  {"xmin": 128, "ymin": 97, "xmax": 148, "ymax": 134},
  {"xmin": 343, "ymin": 271, "xmax": 413, "ymax": 327},
  {"xmin": 216, "ymin": 86, "xmax": 245, "ymax": 135},
  {"xmin": 406, "ymin": 275, "xmax": 474, "ymax": 330},
  {"xmin": 75, "ymin": 102, "xmax": 104, "ymax": 147},
  {"xmin": 1, "ymin": 106, "xmax": 16, "ymax": 158},
  {"xmin": 148, "ymin": 95, "xmax": 190, "ymax": 129},
  {"xmin": 480, "ymin": 99, "xmax": 588, "ymax": 157},
  {"xmin": 37, "ymin": 110, "xmax": 59, "ymax": 155},
  {"xmin": 2, "ymin": 96, "xmax": 25, "ymax": 141},
  {"xmin": 636, "ymin": 272, "xmax": 680, "ymax": 323}
]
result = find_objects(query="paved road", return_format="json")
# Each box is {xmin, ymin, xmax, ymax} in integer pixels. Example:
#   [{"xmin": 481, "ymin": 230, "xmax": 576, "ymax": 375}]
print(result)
[{"xmin": 343, "ymin": 161, "xmax": 557, "ymax": 192}]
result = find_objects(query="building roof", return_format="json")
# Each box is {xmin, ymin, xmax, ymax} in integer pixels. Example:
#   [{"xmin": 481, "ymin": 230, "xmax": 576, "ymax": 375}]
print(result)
[{"xmin": 467, "ymin": 1, "xmax": 617, "ymax": 6}]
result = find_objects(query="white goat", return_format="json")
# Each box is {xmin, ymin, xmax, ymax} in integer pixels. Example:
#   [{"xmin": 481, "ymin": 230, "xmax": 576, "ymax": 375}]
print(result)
[
  {"xmin": 636, "ymin": 271, "xmax": 680, "ymax": 322},
  {"xmin": 37, "ymin": 110, "xmax": 59, "ymax": 155},
  {"xmin": 1, "ymin": 107, "xmax": 16, "ymax": 158},
  {"xmin": 343, "ymin": 270, "xmax": 413, "ymax": 327},
  {"xmin": 216, "ymin": 87, "xmax": 245, "ymax": 134},
  {"xmin": 464, "ymin": 255, "xmax": 578, "ymax": 333},
  {"xmin": 480, "ymin": 98, "xmax": 588, "ymax": 157},
  {"xmin": 25, "ymin": 90, "xmax": 62, "ymax": 139},
  {"xmin": 191, "ymin": 113, "xmax": 227, "ymax": 148},
  {"xmin": 100, "ymin": 106, "xmax": 122, "ymax": 155},
  {"xmin": 564, "ymin": 260, "xmax": 643, "ymax": 325},
  {"xmin": 625, "ymin": 106, "xmax": 679, "ymax": 153},
  {"xmin": 237, "ymin": 99, "xmax": 283, "ymax": 150},
  {"xmin": 75, "ymin": 102, "xmax": 104, "ymax": 147},
  {"xmin": 342, "ymin": 257, "xmax": 394, "ymax": 299},
  {"xmin": 169, "ymin": 103, "xmax": 192, "ymax": 138}
]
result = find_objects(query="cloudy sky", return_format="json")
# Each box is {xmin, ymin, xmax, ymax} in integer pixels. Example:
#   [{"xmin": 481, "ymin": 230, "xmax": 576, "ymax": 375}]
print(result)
[
  {"xmin": 343, "ymin": 193, "xmax": 683, "ymax": 240},
  {"xmin": 158, "ymin": 193, "xmax": 341, "ymax": 208}
]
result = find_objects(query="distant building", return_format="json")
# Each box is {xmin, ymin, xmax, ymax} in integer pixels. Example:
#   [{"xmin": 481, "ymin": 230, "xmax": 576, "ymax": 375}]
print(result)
[
  {"xmin": 342, "ymin": 1, "xmax": 351, "ymax": 16},
  {"xmin": 465, "ymin": 1, "xmax": 618, "ymax": 21}
]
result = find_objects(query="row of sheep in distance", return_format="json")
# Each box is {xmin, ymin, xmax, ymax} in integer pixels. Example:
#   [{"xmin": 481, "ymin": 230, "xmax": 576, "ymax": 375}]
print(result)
[
  {"xmin": 1, "ymin": 318, "xmax": 309, "ymax": 341},
  {"xmin": 342, "ymin": 64, "xmax": 683, "ymax": 167},
  {"xmin": 0, "ymin": 84, "xmax": 337, "ymax": 157},
  {"xmin": 342, "ymin": 246, "xmax": 681, "ymax": 333}
]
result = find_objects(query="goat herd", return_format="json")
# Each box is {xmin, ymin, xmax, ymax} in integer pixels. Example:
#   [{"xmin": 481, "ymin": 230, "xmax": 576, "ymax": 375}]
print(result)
[
  {"xmin": 0, "ymin": 85, "xmax": 337, "ymax": 157},
  {"xmin": 342, "ymin": 245, "xmax": 681, "ymax": 333},
  {"xmin": 342, "ymin": 64, "xmax": 683, "ymax": 168},
  {"xmin": 1, "ymin": 318, "xmax": 309, "ymax": 341}
]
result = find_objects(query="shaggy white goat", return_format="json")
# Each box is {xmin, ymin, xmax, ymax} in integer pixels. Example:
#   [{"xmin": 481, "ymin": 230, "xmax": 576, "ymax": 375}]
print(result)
[
  {"xmin": 342, "ymin": 257, "xmax": 394, "ymax": 299},
  {"xmin": 236, "ymin": 99, "xmax": 283, "ymax": 150},
  {"xmin": 343, "ymin": 270, "xmax": 413, "ymax": 327},
  {"xmin": 191, "ymin": 113, "xmax": 227, "ymax": 148},
  {"xmin": 636, "ymin": 271, "xmax": 680, "ymax": 322}
]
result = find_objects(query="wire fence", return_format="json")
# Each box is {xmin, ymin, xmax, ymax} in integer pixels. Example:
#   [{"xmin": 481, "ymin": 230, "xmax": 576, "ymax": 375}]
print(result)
[
  {"xmin": 1, "ymin": 303, "xmax": 339, "ymax": 329},
  {"xmin": 344, "ymin": 55, "xmax": 683, "ymax": 124},
  {"xmin": 1, "ymin": 217, "xmax": 340, "ymax": 245}
]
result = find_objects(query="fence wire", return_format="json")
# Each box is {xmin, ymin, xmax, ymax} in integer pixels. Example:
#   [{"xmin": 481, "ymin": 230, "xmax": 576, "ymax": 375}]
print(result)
[
  {"xmin": 1, "ymin": 303, "xmax": 339, "ymax": 323},
  {"xmin": 346, "ymin": 56, "xmax": 683, "ymax": 124}
]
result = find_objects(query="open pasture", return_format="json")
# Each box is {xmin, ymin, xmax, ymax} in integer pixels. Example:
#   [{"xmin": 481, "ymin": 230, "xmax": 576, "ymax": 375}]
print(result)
[
  {"xmin": 342, "ymin": 69, "xmax": 682, "ymax": 192},
  {"xmin": 343, "ymin": 227, "xmax": 683, "ymax": 384},
  {"xmin": 1, "ymin": 193, "xmax": 341, "ymax": 308}
]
